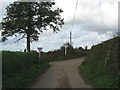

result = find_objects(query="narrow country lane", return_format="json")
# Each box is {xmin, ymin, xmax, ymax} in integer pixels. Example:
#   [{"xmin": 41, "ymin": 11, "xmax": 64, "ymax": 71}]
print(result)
[{"xmin": 28, "ymin": 57, "xmax": 92, "ymax": 88}]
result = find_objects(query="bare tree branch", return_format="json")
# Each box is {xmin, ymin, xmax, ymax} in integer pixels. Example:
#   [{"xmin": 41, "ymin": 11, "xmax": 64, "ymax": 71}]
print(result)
[{"xmin": 13, "ymin": 35, "xmax": 26, "ymax": 44}]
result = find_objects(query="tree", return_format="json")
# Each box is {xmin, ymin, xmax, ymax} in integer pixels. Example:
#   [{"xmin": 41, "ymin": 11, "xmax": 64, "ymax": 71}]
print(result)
[
  {"xmin": 65, "ymin": 42, "xmax": 74, "ymax": 55},
  {"xmin": 1, "ymin": 1, "xmax": 64, "ymax": 52},
  {"xmin": 78, "ymin": 47, "xmax": 84, "ymax": 51},
  {"xmin": 85, "ymin": 46, "xmax": 88, "ymax": 51}
]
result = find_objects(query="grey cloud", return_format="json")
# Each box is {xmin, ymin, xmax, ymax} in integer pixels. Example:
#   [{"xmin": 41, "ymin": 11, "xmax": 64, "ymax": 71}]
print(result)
[
  {"xmin": 0, "ymin": 0, "xmax": 118, "ymax": 52},
  {"xmin": 18, "ymin": 0, "xmax": 51, "ymax": 2},
  {"xmin": 2, "ymin": 39, "xmax": 26, "ymax": 51},
  {"xmin": 81, "ymin": 22, "xmax": 118, "ymax": 34},
  {"xmin": 65, "ymin": 20, "xmax": 117, "ymax": 35}
]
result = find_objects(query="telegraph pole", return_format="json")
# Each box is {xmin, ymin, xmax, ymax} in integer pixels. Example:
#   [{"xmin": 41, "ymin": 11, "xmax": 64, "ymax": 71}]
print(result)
[{"xmin": 70, "ymin": 31, "xmax": 72, "ymax": 46}]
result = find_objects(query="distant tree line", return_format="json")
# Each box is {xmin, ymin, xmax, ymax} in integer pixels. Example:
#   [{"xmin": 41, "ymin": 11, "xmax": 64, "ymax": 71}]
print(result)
[{"xmin": 43, "ymin": 42, "xmax": 89, "ymax": 57}]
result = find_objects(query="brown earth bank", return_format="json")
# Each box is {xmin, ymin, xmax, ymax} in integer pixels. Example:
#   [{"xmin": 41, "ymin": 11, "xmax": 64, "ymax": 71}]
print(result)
[{"xmin": 28, "ymin": 57, "xmax": 93, "ymax": 88}]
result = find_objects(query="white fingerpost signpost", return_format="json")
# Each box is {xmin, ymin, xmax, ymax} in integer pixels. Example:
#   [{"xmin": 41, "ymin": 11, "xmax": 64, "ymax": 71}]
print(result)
[
  {"xmin": 37, "ymin": 47, "xmax": 43, "ymax": 63},
  {"xmin": 65, "ymin": 45, "xmax": 67, "ymax": 55},
  {"xmin": 64, "ymin": 43, "xmax": 68, "ymax": 55}
]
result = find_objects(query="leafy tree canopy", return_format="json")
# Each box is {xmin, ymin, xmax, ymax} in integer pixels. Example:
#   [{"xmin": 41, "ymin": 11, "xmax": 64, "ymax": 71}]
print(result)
[{"xmin": 1, "ymin": 1, "xmax": 64, "ymax": 51}]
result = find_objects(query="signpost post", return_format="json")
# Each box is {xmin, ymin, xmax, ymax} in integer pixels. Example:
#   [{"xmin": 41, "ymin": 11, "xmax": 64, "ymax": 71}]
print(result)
[
  {"xmin": 37, "ymin": 47, "xmax": 43, "ymax": 63},
  {"xmin": 64, "ymin": 43, "xmax": 68, "ymax": 55},
  {"xmin": 65, "ymin": 45, "xmax": 67, "ymax": 55}
]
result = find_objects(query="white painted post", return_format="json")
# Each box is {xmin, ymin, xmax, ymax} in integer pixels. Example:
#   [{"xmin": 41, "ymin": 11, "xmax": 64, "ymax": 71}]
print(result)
[
  {"xmin": 65, "ymin": 46, "xmax": 67, "ymax": 55},
  {"xmin": 37, "ymin": 47, "xmax": 43, "ymax": 63},
  {"xmin": 64, "ymin": 43, "xmax": 68, "ymax": 55}
]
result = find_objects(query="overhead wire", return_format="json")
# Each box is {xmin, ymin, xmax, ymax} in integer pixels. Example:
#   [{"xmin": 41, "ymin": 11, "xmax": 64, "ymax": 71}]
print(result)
[
  {"xmin": 68, "ymin": 0, "xmax": 78, "ymax": 46},
  {"xmin": 70, "ymin": 0, "xmax": 78, "ymax": 32}
]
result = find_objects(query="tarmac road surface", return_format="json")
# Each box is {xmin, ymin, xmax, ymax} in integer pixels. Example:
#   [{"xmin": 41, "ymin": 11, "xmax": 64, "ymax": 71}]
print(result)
[{"xmin": 28, "ymin": 57, "xmax": 92, "ymax": 88}]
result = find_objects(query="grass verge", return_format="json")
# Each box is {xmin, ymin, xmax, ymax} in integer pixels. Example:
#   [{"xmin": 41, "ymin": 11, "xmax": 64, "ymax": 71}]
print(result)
[
  {"xmin": 79, "ymin": 37, "xmax": 119, "ymax": 88},
  {"xmin": 2, "ymin": 51, "xmax": 50, "ymax": 88}
]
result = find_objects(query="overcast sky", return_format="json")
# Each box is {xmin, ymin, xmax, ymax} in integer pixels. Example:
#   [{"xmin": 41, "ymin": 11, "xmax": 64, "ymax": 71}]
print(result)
[{"xmin": 0, "ymin": 0, "xmax": 118, "ymax": 52}]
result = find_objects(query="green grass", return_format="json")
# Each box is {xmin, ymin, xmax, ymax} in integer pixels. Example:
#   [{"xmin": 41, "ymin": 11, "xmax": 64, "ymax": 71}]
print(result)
[
  {"xmin": 2, "ymin": 51, "xmax": 50, "ymax": 88},
  {"xmin": 80, "ymin": 37, "xmax": 119, "ymax": 88},
  {"xmin": 2, "ymin": 48, "xmax": 89, "ymax": 88},
  {"xmin": 3, "ymin": 63, "xmax": 50, "ymax": 88}
]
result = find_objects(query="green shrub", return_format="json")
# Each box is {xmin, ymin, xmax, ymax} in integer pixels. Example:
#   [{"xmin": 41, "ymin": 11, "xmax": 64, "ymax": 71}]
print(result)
[
  {"xmin": 2, "ymin": 51, "xmax": 50, "ymax": 88},
  {"xmin": 2, "ymin": 51, "xmax": 39, "ymax": 76},
  {"xmin": 80, "ymin": 37, "xmax": 119, "ymax": 88}
]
